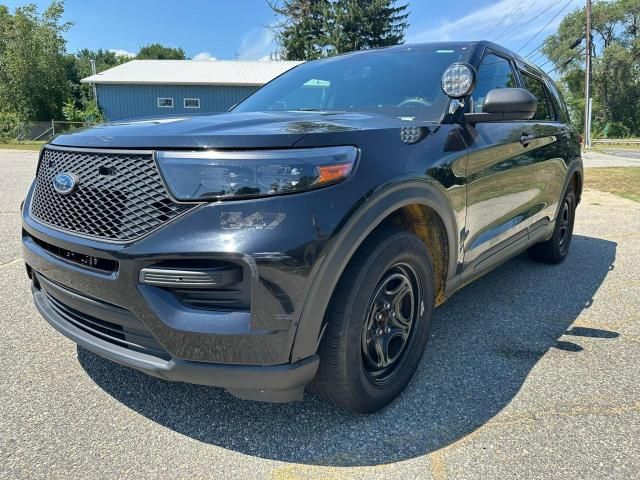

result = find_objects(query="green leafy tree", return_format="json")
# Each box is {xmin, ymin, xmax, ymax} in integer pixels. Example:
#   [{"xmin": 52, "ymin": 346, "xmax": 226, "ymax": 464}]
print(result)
[
  {"xmin": 0, "ymin": 1, "xmax": 71, "ymax": 120},
  {"xmin": 0, "ymin": 110, "xmax": 27, "ymax": 141},
  {"xmin": 65, "ymin": 48, "xmax": 129, "ymax": 113},
  {"xmin": 328, "ymin": 0, "xmax": 409, "ymax": 54},
  {"xmin": 62, "ymin": 98, "xmax": 103, "ymax": 123},
  {"xmin": 543, "ymin": 0, "xmax": 640, "ymax": 137},
  {"xmin": 269, "ymin": 0, "xmax": 409, "ymax": 60},
  {"xmin": 269, "ymin": 0, "xmax": 331, "ymax": 60},
  {"xmin": 136, "ymin": 43, "xmax": 187, "ymax": 60}
]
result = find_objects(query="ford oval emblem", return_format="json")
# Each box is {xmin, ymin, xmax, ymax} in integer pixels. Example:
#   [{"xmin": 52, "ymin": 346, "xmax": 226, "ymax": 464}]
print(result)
[{"xmin": 52, "ymin": 173, "xmax": 77, "ymax": 195}]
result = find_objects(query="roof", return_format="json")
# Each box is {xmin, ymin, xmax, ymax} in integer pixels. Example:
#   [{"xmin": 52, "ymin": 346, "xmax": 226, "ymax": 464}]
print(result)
[{"xmin": 80, "ymin": 60, "xmax": 303, "ymax": 86}]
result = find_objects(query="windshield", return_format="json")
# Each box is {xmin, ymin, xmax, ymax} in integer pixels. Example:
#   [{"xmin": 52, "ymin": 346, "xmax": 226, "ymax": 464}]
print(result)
[{"xmin": 234, "ymin": 46, "xmax": 470, "ymax": 121}]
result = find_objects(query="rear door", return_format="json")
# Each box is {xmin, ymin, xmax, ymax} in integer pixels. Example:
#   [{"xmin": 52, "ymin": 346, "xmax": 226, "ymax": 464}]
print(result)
[
  {"xmin": 462, "ymin": 51, "xmax": 538, "ymax": 272},
  {"xmin": 517, "ymin": 68, "xmax": 575, "ymax": 237}
]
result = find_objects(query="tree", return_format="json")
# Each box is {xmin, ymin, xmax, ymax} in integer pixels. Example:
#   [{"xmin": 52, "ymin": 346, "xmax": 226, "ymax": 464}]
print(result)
[
  {"xmin": 136, "ymin": 43, "xmax": 187, "ymax": 60},
  {"xmin": 269, "ymin": 0, "xmax": 331, "ymax": 60},
  {"xmin": 269, "ymin": 0, "xmax": 409, "ymax": 60},
  {"xmin": 0, "ymin": 1, "xmax": 71, "ymax": 120},
  {"xmin": 62, "ymin": 98, "xmax": 103, "ymax": 123},
  {"xmin": 543, "ymin": 0, "xmax": 640, "ymax": 137},
  {"xmin": 65, "ymin": 48, "xmax": 129, "ymax": 113},
  {"xmin": 328, "ymin": 0, "xmax": 409, "ymax": 54}
]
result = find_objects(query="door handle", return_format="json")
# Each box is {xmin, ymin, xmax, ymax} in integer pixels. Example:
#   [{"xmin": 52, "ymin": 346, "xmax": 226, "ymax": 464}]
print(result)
[{"xmin": 520, "ymin": 133, "xmax": 536, "ymax": 147}]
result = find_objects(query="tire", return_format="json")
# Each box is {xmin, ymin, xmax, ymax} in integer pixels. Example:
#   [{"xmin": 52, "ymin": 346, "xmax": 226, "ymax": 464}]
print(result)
[
  {"xmin": 528, "ymin": 183, "xmax": 577, "ymax": 264},
  {"xmin": 311, "ymin": 229, "xmax": 435, "ymax": 413}
]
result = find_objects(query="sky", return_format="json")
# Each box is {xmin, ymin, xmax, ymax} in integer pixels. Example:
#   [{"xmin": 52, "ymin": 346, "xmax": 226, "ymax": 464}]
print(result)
[{"xmin": 2, "ymin": 0, "xmax": 585, "ymax": 70}]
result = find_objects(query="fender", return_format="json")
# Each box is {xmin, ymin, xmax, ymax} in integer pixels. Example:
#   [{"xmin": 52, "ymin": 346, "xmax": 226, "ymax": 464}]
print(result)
[{"xmin": 290, "ymin": 177, "xmax": 460, "ymax": 362}]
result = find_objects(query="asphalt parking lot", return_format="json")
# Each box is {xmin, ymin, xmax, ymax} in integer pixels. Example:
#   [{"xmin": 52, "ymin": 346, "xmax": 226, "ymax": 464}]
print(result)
[{"xmin": 1, "ymin": 150, "xmax": 639, "ymax": 479}]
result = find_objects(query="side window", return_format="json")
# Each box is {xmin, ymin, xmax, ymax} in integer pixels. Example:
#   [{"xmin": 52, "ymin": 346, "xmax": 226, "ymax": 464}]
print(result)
[
  {"xmin": 472, "ymin": 53, "xmax": 517, "ymax": 112},
  {"xmin": 520, "ymin": 73, "xmax": 555, "ymax": 121},
  {"xmin": 546, "ymin": 80, "xmax": 570, "ymax": 123}
]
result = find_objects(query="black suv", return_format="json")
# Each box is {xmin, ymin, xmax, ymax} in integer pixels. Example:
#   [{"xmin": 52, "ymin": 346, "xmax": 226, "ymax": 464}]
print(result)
[{"xmin": 22, "ymin": 41, "xmax": 582, "ymax": 413}]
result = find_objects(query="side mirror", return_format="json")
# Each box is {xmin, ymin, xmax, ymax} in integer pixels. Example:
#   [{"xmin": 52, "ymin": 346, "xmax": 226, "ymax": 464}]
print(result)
[{"xmin": 464, "ymin": 88, "xmax": 537, "ymax": 123}]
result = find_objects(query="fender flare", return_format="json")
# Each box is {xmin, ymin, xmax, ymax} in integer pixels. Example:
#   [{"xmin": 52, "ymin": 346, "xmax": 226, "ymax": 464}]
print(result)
[
  {"xmin": 290, "ymin": 178, "xmax": 460, "ymax": 361},
  {"xmin": 558, "ymin": 156, "xmax": 584, "ymax": 217}
]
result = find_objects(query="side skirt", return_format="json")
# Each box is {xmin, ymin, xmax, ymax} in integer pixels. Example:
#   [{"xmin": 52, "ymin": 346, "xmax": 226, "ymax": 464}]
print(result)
[{"xmin": 444, "ymin": 219, "xmax": 555, "ymax": 300}]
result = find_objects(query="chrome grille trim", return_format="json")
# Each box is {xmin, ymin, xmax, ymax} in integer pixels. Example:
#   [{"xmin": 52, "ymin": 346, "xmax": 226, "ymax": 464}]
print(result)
[
  {"xmin": 29, "ymin": 145, "xmax": 195, "ymax": 243},
  {"xmin": 139, "ymin": 266, "xmax": 243, "ymax": 288}
]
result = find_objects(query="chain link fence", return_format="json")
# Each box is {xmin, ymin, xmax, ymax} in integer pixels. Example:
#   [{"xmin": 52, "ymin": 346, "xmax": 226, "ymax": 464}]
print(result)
[{"xmin": 25, "ymin": 121, "xmax": 90, "ymax": 141}]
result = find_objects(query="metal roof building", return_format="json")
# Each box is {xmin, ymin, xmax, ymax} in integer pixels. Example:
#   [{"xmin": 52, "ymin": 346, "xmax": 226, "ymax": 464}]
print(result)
[{"xmin": 81, "ymin": 60, "xmax": 302, "ymax": 121}]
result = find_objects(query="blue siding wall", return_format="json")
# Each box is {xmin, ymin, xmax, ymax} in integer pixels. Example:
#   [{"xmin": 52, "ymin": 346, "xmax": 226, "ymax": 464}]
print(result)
[{"xmin": 96, "ymin": 84, "xmax": 258, "ymax": 121}]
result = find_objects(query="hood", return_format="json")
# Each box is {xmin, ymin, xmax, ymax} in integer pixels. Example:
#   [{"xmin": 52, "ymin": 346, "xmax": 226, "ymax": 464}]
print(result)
[{"xmin": 50, "ymin": 111, "xmax": 427, "ymax": 149}]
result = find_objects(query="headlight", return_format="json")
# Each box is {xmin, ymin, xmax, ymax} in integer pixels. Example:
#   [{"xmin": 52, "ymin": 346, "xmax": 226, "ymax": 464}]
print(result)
[{"xmin": 155, "ymin": 146, "xmax": 358, "ymax": 201}]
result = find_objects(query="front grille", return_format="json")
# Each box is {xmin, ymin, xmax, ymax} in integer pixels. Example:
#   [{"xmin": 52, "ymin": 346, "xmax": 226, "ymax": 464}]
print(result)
[
  {"xmin": 26, "ymin": 231, "xmax": 118, "ymax": 273},
  {"xmin": 30, "ymin": 147, "xmax": 194, "ymax": 242}
]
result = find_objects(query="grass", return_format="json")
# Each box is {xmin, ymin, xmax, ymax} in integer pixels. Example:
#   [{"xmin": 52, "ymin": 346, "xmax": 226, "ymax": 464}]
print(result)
[
  {"xmin": 590, "ymin": 140, "xmax": 640, "ymax": 153},
  {"xmin": 0, "ymin": 141, "xmax": 46, "ymax": 151},
  {"xmin": 586, "ymin": 167, "xmax": 640, "ymax": 202}
]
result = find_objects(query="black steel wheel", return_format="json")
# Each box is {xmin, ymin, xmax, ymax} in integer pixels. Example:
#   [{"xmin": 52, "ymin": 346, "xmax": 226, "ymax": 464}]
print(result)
[
  {"xmin": 311, "ymin": 229, "xmax": 435, "ymax": 413},
  {"xmin": 361, "ymin": 263, "xmax": 422, "ymax": 385},
  {"xmin": 556, "ymin": 196, "xmax": 574, "ymax": 255},
  {"xmin": 528, "ymin": 183, "xmax": 576, "ymax": 264}
]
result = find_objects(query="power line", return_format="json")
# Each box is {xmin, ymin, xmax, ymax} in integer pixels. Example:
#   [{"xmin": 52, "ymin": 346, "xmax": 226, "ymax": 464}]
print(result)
[
  {"xmin": 517, "ymin": 0, "xmax": 574, "ymax": 53},
  {"xmin": 546, "ymin": 53, "xmax": 580, "ymax": 75},
  {"xmin": 527, "ymin": 49, "xmax": 547, "ymax": 62},
  {"xmin": 524, "ymin": 41, "xmax": 547, "ymax": 59},
  {"xmin": 494, "ymin": 0, "xmax": 561, "ymax": 42},
  {"xmin": 486, "ymin": 0, "xmax": 526, "ymax": 36},
  {"xmin": 538, "ymin": 58, "xmax": 553, "ymax": 69}
]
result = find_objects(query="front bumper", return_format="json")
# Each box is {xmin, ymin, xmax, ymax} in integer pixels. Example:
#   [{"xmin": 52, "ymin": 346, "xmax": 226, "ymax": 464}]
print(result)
[
  {"xmin": 31, "ymin": 269, "xmax": 318, "ymax": 401},
  {"xmin": 21, "ymin": 170, "xmax": 360, "ymax": 400}
]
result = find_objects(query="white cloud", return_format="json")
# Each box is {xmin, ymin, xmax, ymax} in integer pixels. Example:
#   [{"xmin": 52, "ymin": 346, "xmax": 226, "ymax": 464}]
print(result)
[
  {"xmin": 406, "ymin": 0, "xmax": 582, "ymax": 53},
  {"xmin": 237, "ymin": 25, "xmax": 276, "ymax": 60},
  {"xmin": 193, "ymin": 51, "xmax": 217, "ymax": 61},
  {"xmin": 109, "ymin": 48, "xmax": 135, "ymax": 58}
]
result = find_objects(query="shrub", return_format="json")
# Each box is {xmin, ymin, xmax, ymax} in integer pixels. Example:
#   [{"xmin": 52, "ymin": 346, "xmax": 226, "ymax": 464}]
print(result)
[
  {"xmin": 62, "ymin": 99, "xmax": 104, "ymax": 124},
  {"xmin": 602, "ymin": 122, "xmax": 631, "ymax": 139},
  {"xmin": 0, "ymin": 111, "xmax": 27, "ymax": 142}
]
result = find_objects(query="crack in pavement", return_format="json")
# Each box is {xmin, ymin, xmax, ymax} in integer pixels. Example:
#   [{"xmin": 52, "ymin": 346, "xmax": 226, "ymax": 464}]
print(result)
[
  {"xmin": 0, "ymin": 258, "xmax": 22, "ymax": 269},
  {"xmin": 428, "ymin": 401, "xmax": 640, "ymax": 463}
]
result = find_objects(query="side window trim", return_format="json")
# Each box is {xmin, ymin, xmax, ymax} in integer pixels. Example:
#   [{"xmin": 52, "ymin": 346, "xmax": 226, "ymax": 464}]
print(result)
[{"xmin": 472, "ymin": 49, "xmax": 518, "ymax": 115}]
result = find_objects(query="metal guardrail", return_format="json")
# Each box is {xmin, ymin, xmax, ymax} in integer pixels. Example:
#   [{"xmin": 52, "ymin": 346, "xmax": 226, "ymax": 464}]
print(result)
[{"xmin": 592, "ymin": 139, "xmax": 640, "ymax": 145}]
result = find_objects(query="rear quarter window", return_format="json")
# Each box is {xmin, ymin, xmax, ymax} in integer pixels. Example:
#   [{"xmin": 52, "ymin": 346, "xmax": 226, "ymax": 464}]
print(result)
[{"xmin": 520, "ymin": 72, "xmax": 556, "ymax": 121}]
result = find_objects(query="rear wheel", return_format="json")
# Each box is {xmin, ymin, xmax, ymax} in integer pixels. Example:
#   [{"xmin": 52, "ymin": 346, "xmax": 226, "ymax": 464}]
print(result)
[
  {"xmin": 311, "ymin": 229, "xmax": 435, "ymax": 413},
  {"xmin": 528, "ymin": 184, "xmax": 576, "ymax": 264}
]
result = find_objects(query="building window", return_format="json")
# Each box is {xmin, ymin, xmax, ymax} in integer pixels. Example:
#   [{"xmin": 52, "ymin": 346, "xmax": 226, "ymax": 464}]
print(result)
[
  {"xmin": 184, "ymin": 98, "xmax": 200, "ymax": 109},
  {"xmin": 157, "ymin": 97, "xmax": 174, "ymax": 108}
]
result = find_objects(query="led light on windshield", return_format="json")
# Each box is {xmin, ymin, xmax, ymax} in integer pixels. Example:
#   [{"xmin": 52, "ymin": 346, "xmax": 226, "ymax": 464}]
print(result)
[
  {"xmin": 155, "ymin": 146, "xmax": 358, "ymax": 201},
  {"xmin": 441, "ymin": 63, "xmax": 476, "ymax": 98}
]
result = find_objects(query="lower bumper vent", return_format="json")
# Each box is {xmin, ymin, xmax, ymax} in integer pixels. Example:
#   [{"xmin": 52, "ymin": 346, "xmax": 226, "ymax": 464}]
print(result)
[{"xmin": 34, "ymin": 273, "xmax": 169, "ymax": 359}]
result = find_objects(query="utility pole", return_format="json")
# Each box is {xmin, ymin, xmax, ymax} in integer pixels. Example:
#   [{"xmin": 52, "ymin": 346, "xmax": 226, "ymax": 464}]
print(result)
[
  {"xmin": 584, "ymin": 0, "xmax": 592, "ymax": 148},
  {"xmin": 90, "ymin": 59, "xmax": 98, "ymax": 103}
]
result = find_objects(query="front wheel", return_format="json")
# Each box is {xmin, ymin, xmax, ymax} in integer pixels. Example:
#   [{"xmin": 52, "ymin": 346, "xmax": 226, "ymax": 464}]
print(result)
[
  {"xmin": 311, "ymin": 229, "xmax": 435, "ymax": 413},
  {"xmin": 528, "ymin": 184, "xmax": 576, "ymax": 264}
]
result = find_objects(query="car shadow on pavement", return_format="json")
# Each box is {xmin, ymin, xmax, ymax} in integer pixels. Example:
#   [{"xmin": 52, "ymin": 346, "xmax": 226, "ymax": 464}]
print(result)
[{"xmin": 78, "ymin": 234, "xmax": 617, "ymax": 467}]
